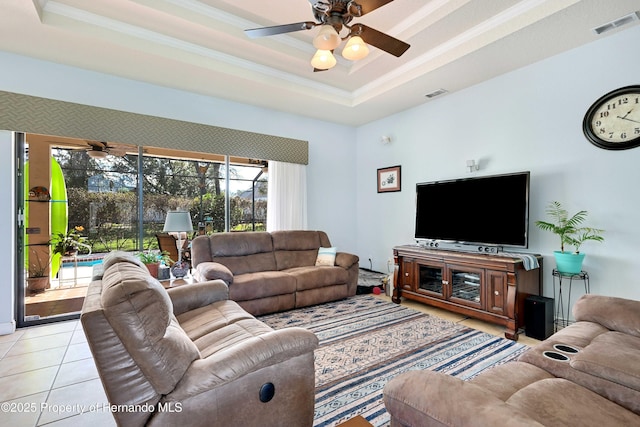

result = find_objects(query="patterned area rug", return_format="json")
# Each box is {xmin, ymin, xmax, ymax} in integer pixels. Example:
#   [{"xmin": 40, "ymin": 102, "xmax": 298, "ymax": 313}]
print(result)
[{"xmin": 258, "ymin": 295, "xmax": 527, "ymax": 427}]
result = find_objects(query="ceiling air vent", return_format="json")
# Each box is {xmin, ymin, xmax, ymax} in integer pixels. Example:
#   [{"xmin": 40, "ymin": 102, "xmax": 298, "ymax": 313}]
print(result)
[
  {"xmin": 592, "ymin": 11, "xmax": 639, "ymax": 35},
  {"xmin": 425, "ymin": 89, "xmax": 448, "ymax": 99}
]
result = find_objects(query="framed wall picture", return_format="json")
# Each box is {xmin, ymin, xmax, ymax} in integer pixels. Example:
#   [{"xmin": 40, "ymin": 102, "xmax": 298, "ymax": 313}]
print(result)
[{"xmin": 377, "ymin": 165, "xmax": 401, "ymax": 193}]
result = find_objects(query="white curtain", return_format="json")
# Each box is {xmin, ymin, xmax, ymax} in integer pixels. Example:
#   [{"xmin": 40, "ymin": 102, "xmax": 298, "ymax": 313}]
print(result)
[{"xmin": 267, "ymin": 161, "xmax": 308, "ymax": 231}]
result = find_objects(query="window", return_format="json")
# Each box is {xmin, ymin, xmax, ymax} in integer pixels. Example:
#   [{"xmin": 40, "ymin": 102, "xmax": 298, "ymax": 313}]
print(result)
[{"xmin": 52, "ymin": 147, "xmax": 268, "ymax": 252}]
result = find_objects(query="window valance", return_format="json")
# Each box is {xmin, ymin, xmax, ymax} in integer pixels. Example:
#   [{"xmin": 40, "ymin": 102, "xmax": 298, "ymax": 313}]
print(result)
[{"xmin": 0, "ymin": 91, "xmax": 308, "ymax": 164}]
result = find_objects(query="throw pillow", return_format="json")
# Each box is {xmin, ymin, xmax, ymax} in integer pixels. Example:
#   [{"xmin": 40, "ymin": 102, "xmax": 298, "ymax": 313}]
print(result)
[{"xmin": 316, "ymin": 247, "xmax": 337, "ymax": 266}]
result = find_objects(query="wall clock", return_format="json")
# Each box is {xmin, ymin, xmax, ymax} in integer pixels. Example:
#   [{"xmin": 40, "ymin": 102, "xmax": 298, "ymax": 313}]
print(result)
[{"xmin": 583, "ymin": 85, "xmax": 640, "ymax": 150}]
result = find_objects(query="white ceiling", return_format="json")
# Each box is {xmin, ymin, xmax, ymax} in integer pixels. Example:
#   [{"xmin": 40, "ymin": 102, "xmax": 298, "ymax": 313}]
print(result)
[{"xmin": 1, "ymin": 0, "xmax": 639, "ymax": 126}]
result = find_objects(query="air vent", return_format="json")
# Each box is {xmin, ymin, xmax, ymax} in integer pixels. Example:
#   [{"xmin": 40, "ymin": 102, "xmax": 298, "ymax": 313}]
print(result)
[
  {"xmin": 425, "ymin": 89, "xmax": 448, "ymax": 99},
  {"xmin": 592, "ymin": 11, "xmax": 639, "ymax": 35}
]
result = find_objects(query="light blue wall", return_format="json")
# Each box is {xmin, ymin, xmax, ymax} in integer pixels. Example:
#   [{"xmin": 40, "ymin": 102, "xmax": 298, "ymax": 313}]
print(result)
[{"xmin": 356, "ymin": 24, "xmax": 640, "ymax": 301}]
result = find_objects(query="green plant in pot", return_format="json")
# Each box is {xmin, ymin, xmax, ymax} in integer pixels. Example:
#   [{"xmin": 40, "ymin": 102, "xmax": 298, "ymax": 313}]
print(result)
[
  {"xmin": 535, "ymin": 201, "xmax": 604, "ymax": 274},
  {"xmin": 136, "ymin": 251, "xmax": 173, "ymax": 278},
  {"xmin": 27, "ymin": 251, "xmax": 51, "ymax": 294},
  {"xmin": 51, "ymin": 226, "xmax": 88, "ymax": 256},
  {"xmin": 137, "ymin": 251, "xmax": 161, "ymax": 278}
]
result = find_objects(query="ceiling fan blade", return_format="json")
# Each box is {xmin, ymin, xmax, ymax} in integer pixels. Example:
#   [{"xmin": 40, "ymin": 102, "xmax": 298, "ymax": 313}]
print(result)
[
  {"xmin": 86, "ymin": 140, "xmax": 107, "ymax": 149},
  {"xmin": 245, "ymin": 22, "xmax": 316, "ymax": 38},
  {"xmin": 357, "ymin": 24, "xmax": 410, "ymax": 57},
  {"xmin": 351, "ymin": 0, "xmax": 395, "ymax": 16}
]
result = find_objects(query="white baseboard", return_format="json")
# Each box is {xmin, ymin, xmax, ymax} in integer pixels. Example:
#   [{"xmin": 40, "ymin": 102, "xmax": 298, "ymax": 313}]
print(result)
[{"xmin": 0, "ymin": 320, "xmax": 16, "ymax": 336}]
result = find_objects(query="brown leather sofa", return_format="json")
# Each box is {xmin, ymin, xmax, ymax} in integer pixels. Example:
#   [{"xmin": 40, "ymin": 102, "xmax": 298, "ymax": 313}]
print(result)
[
  {"xmin": 190, "ymin": 230, "xmax": 359, "ymax": 315},
  {"xmin": 81, "ymin": 251, "xmax": 319, "ymax": 427},
  {"xmin": 383, "ymin": 294, "xmax": 640, "ymax": 426}
]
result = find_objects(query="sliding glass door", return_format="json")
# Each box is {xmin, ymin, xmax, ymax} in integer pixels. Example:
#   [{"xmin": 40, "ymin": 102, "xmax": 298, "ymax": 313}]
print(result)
[{"xmin": 17, "ymin": 133, "xmax": 269, "ymax": 327}]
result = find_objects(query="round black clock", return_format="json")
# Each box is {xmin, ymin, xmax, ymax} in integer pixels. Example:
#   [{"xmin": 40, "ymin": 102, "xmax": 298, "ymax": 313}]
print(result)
[{"xmin": 583, "ymin": 85, "xmax": 640, "ymax": 150}]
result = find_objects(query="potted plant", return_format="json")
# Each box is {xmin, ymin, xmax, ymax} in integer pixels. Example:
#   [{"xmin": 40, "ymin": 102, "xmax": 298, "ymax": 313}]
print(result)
[
  {"xmin": 136, "ymin": 251, "xmax": 173, "ymax": 278},
  {"xmin": 137, "ymin": 251, "xmax": 160, "ymax": 278},
  {"xmin": 51, "ymin": 226, "xmax": 88, "ymax": 256},
  {"xmin": 535, "ymin": 201, "xmax": 604, "ymax": 274},
  {"xmin": 27, "ymin": 251, "xmax": 51, "ymax": 294}
]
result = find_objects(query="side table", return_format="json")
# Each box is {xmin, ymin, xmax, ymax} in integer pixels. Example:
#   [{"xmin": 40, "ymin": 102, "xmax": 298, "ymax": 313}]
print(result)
[
  {"xmin": 552, "ymin": 269, "xmax": 589, "ymax": 331},
  {"xmin": 160, "ymin": 274, "xmax": 196, "ymax": 289}
]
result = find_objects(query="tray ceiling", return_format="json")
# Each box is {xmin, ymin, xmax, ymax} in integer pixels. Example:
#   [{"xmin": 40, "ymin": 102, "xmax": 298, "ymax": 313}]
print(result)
[{"xmin": 1, "ymin": 0, "xmax": 639, "ymax": 125}]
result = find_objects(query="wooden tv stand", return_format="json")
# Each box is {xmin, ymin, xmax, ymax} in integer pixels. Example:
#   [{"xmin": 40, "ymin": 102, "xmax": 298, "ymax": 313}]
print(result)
[{"xmin": 392, "ymin": 245, "xmax": 542, "ymax": 341}]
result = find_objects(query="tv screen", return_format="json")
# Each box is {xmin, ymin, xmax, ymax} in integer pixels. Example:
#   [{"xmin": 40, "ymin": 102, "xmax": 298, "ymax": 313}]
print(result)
[{"xmin": 414, "ymin": 171, "xmax": 530, "ymax": 248}]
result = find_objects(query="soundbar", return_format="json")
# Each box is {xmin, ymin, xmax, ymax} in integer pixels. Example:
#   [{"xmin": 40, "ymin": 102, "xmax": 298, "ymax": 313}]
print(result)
[{"xmin": 417, "ymin": 240, "xmax": 503, "ymax": 254}]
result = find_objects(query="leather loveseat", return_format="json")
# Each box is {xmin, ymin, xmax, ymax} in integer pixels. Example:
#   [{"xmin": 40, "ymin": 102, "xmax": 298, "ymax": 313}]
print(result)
[
  {"xmin": 190, "ymin": 230, "xmax": 359, "ymax": 315},
  {"xmin": 81, "ymin": 251, "xmax": 319, "ymax": 427},
  {"xmin": 383, "ymin": 294, "xmax": 640, "ymax": 426}
]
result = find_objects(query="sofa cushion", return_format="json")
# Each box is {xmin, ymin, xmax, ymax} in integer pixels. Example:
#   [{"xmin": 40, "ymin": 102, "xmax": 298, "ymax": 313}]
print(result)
[
  {"xmin": 285, "ymin": 266, "xmax": 349, "ymax": 291},
  {"xmin": 230, "ymin": 271, "xmax": 297, "ymax": 301},
  {"xmin": 177, "ymin": 299, "xmax": 255, "ymax": 342},
  {"xmin": 272, "ymin": 230, "xmax": 329, "ymax": 270},
  {"xmin": 216, "ymin": 253, "xmax": 278, "ymax": 276},
  {"xmin": 315, "ymin": 247, "xmax": 337, "ymax": 266},
  {"xmin": 570, "ymin": 331, "xmax": 640, "ymax": 392},
  {"xmin": 193, "ymin": 318, "xmax": 276, "ymax": 358},
  {"xmin": 192, "ymin": 232, "xmax": 277, "ymax": 275},
  {"xmin": 206, "ymin": 231, "xmax": 274, "ymax": 257},
  {"xmin": 506, "ymin": 378, "xmax": 639, "ymax": 426},
  {"xmin": 574, "ymin": 294, "xmax": 640, "ymax": 338},
  {"xmin": 471, "ymin": 362, "xmax": 555, "ymax": 401},
  {"xmin": 101, "ymin": 261, "xmax": 200, "ymax": 395}
]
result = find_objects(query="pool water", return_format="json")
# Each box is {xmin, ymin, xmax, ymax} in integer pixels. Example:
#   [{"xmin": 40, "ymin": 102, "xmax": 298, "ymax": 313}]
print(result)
[{"xmin": 61, "ymin": 259, "xmax": 103, "ymax": 268}]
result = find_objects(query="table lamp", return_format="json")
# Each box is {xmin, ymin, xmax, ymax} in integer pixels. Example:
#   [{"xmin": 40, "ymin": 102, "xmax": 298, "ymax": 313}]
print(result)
[{"xmin": 163, "ymin": 210, "xmax": 193, "ymax": 277}]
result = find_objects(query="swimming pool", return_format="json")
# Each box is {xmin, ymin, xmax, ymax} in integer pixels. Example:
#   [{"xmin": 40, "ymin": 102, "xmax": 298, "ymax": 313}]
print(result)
[{"xmin": 61, "ymin": 259, "xmax": 103, "ymax": 268}]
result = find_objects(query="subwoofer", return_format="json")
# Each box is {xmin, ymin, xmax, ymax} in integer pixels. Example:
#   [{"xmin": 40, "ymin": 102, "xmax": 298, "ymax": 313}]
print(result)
[{"xmin": 525, "ymin": 295, "xmax": 554, "ymax": 340}]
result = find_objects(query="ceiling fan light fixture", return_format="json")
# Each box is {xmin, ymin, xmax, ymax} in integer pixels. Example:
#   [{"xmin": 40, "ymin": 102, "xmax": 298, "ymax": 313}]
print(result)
[
  {"xmin": 311, "ymin": 49, "xmax": 337, "ymax": 70},
  {"xmin": 313, "ymin": 25, "xmax": 341, "ymax": 50},
  {"xmin": 87, "ymin": 149, "xmax": 108, "ymax": 159},
  {"xmin": 342, "ymin": 36, "xmax": 369, "ymax": 60}
]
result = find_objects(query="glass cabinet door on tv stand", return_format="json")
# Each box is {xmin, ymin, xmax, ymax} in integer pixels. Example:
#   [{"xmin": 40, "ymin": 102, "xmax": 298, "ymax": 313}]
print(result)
[
  {"xmin": 448, "ymin": 266, "xmax": 483, "ymax": 309},
  {"xmin": 416, "ymin": 263, "xmax": 445, "ymax": 298}
]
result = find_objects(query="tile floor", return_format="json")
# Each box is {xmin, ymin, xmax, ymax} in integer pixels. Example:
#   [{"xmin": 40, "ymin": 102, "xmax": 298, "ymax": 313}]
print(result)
[
  {"xmin": 0, "ymin": 295, "xmax": 540, "ymax": 426},
  {"xmin": 0, "ymin": 320, "xmax": 114, "ymax": 426}
]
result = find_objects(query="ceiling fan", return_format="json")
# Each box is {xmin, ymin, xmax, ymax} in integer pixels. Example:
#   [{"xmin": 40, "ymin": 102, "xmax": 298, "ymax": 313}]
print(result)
[
  {"xmin": 84, "ymin": 141, "xmax": 129, "ymax": 158},
  {"xmin": 244, "ymin": 0, "xmax": 410, "ymax": 70}
]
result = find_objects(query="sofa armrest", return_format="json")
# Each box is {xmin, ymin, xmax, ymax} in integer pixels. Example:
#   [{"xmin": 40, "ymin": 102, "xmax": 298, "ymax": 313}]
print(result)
[
  {"xmin": 573, "ymin": 294, "xmax": 640, "ymax": 338},
  {"xmin": 193, "ymin": 261, "xmax": 234, "ymax": 284},
  {"xmin": 167, "ymin": 280, "xmax": 229, "ymax": 316},
  {"xmin": 335, "ymin": 252, "xmax": 359, "ymax": 269},
  {"xmin": 383, "ymin": 371, "xmax": 543, "ymax": 427},
  {"xmin": 168, "ymin": 327, "xmax": 319, "ymax": 400}
]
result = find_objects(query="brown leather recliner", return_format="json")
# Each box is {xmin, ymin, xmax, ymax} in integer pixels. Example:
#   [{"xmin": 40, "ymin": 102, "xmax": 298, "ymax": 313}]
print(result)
[{"xmin": 81, "ymin": 252, "xmax": 318, "ymax": 427}]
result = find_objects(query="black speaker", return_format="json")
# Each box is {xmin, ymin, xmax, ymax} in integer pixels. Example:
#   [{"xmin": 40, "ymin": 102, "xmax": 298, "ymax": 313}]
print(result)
[{"xmin": 525, "ymin": 295, "xmax": 554, "ymax": 340}]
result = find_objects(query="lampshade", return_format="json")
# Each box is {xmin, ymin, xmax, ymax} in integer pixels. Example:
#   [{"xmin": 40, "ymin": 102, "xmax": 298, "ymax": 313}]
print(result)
[
  {"xmin": 311, "ymin": 49, "xmax": 337, "ymax": 70},
  {"xmin": 87, "ymin": 149, "xmax": 108, "ymax": 159},
  {"xmin": 313, "ymin": 25, "xmax": 341, "ymax": 50},
  {"xmin": 163, "ymin": 210, "xmax": 194, "ymax": 232},
  {"xmin": 342, "ymin": 36, "xmax": 369, "ymax": 61}
]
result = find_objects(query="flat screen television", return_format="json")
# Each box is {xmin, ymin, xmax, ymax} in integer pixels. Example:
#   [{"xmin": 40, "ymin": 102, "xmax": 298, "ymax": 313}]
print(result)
[{"xmin": 414, "ymin": 171, "xmax": 530, "ymax": 248}]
